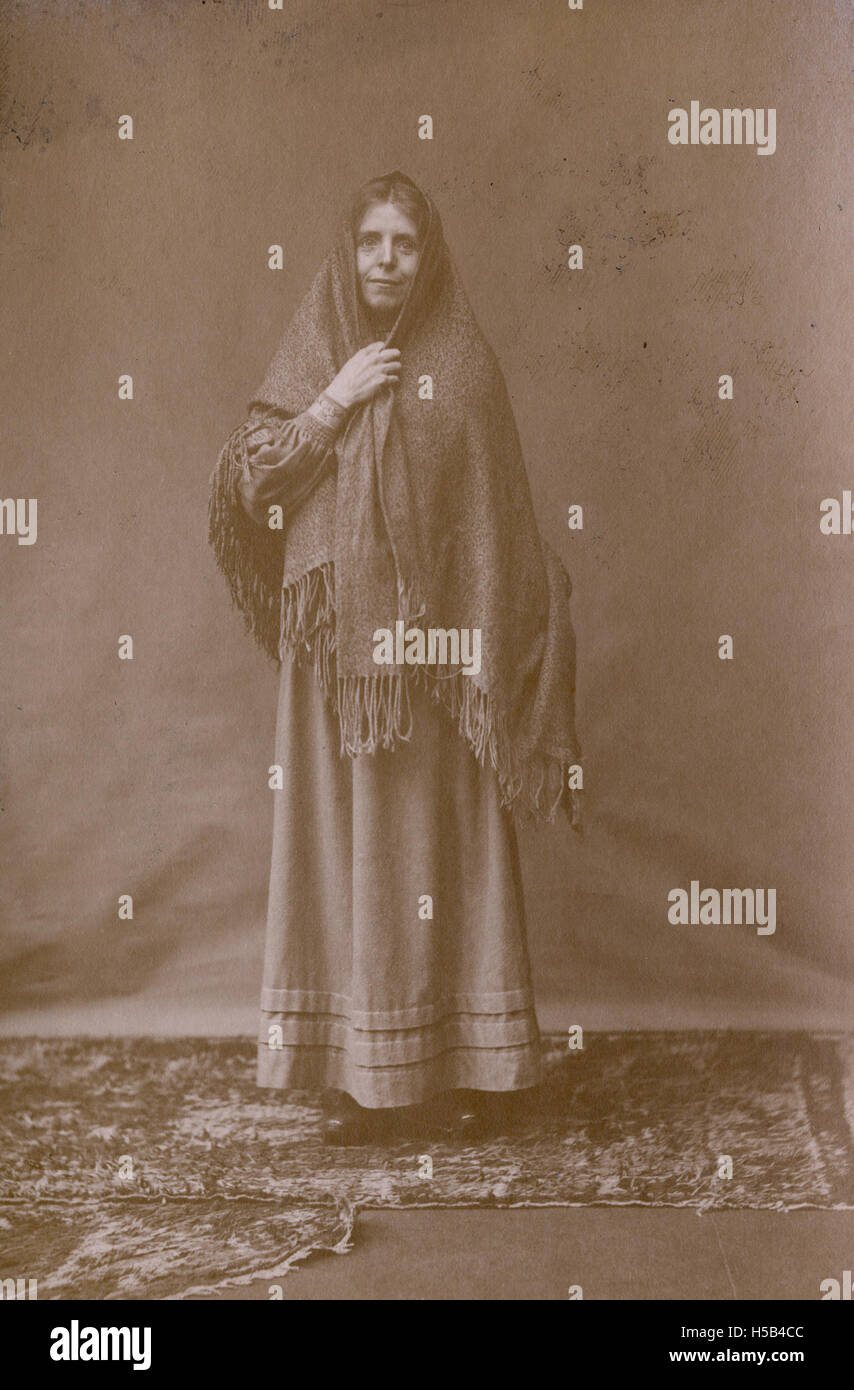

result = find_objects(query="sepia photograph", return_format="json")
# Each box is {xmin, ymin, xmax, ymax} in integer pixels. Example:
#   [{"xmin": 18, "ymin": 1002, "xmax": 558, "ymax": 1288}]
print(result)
[{"xmin": 1, "ymin": 0, "xmax": 853, "ymax": 1348}]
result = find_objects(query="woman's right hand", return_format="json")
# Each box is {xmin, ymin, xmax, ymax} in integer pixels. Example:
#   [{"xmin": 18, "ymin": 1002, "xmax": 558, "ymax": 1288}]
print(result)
[{"xmin": 325, "ymin": 342, "xmax": 401, "ymax": 409}]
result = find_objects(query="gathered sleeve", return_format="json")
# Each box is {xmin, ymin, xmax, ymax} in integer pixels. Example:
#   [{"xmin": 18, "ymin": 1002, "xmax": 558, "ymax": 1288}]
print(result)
[
  {"xmin": 236, "ymin": 394, "xmax": 349, "ymax": 527},
  {"xmin": 208, "ymin": 391, "xmax": 350, "ymax": 663}
]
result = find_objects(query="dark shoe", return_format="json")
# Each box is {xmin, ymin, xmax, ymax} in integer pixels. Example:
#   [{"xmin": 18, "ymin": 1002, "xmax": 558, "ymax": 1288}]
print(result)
[
  {"xmin": 447, "ymin": 1088, "xmax": 487, "ymax": 1141},
  {"xmin": 320, "ymin": 1089, "xmax": 373, "ymax": 1146}
]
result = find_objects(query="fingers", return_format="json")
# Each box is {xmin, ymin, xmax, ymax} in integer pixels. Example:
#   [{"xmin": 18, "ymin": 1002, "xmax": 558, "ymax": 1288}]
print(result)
[
  {"xmin": 357, "ymin": 372, "xmax": 399, "ymax": 402},
  {"xmin": 345, "ymin": 342, "xmax": 403, "ymax": 403},
  {"xmin": 365, "ymin": 343, "xmax": 401, "ymax": 360}
]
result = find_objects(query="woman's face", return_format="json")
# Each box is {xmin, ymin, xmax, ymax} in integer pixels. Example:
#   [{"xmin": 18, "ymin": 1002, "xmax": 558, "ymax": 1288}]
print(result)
[{"xmin": 356, "ymin": 201, "xmax": 421, "ymax": 324}]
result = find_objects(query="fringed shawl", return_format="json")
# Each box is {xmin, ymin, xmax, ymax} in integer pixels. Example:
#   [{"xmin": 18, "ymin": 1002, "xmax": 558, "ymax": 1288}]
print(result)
[{"xmin": 209, "ymin": 170, "xmax": 582, "ymax": 827}]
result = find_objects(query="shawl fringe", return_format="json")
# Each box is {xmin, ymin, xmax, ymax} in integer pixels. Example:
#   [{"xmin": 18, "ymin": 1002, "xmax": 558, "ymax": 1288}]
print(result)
[
  {"xmin": 207, "ymin": 422, "xmax": 284, "ymax": 665},
  {"xmin": 279, "ymin": 561, "xmax": 337, "ymax": 694},
  {"xmin": 279, "ymin": 561, "xmax": 583, "ymax": 830}
]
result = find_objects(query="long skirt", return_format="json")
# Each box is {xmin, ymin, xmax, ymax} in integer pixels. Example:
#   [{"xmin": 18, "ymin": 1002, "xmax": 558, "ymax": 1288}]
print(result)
[{"xmin": 256, "ymin": 658, "xmax": 542, "ymax": 1108}]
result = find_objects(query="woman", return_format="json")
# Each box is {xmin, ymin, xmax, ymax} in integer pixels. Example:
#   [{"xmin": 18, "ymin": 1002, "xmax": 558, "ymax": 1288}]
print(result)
[{"xmin": 209, "ymin": 171, "xmax": 581, "ymax": 1145}]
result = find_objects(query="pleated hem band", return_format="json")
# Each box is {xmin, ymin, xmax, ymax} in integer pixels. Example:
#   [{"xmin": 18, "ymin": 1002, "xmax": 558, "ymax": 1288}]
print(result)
[{"xmin": 257, "ymin": 1004, "xmax": 543, "ymax": 1108}]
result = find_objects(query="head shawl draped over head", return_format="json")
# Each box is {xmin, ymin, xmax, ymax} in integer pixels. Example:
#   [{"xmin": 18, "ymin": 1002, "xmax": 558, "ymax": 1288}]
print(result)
[{"xmin": 209, "ymin": 170, "xmax": 582, "ymax": 826}]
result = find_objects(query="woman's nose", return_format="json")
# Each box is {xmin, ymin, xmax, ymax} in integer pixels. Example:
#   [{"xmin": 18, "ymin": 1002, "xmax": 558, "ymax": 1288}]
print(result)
[{"xmin": 378, "ymin": 239, "xmax": 396, "ymax": 266}]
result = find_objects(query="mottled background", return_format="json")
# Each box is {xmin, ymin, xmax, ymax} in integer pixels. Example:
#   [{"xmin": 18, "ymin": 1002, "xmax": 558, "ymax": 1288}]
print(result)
[{"xmin": 2, "ymin": 0, "xmax": 853, "ymax": 1034}]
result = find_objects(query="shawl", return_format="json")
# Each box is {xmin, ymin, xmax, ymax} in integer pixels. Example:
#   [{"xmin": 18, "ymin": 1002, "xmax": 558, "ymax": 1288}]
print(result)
[{"xmin": 209, "ymin": 171, "xmax": 582, "ymax": 827}]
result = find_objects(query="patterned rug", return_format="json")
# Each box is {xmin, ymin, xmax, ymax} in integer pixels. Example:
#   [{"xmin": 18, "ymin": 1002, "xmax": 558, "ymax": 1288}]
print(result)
[{"xmin": 1, "ymin": 1033, "xmax": 852, "ymax": 1299}]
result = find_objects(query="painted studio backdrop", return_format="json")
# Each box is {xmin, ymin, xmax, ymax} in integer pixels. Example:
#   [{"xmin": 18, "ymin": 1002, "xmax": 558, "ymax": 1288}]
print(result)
[{"xmin": 2, "ymin": 0, "xmax": 853, "ymax": 1034}]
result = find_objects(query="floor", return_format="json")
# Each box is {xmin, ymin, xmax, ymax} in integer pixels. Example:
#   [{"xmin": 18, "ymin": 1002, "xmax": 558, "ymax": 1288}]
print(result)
[
  {"xmin": 192, "ymin": 1208, "xmax": 854, "ymax": 1301},
  {"xmin": 3, "ymin": 990, "xmax": 850, "ymax": 1302}
]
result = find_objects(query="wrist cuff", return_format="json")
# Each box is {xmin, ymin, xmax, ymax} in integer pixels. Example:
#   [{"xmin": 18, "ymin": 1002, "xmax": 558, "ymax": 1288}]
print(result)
[{"xmin": 309, "ymin": 392, "xmax": 350, "ymax": 431}]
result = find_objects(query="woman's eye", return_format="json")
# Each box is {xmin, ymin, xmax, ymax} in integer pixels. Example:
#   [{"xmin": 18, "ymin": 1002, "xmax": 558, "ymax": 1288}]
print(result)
[{"xmin": 359, "ymin": 236, "xmax": 379, "ymax": 248}]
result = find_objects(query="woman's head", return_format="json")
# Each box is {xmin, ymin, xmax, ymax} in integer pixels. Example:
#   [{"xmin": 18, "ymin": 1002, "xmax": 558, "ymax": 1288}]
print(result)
[{"xmin": 350, "ymin": 174, "xmax": 430, "ymax": 327}]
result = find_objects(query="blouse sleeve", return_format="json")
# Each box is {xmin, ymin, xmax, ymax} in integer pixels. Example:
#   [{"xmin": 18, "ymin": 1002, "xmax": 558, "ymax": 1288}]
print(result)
[{"xmin": 236, "ymin": 393, "xmax": 348, "ymax": 527}]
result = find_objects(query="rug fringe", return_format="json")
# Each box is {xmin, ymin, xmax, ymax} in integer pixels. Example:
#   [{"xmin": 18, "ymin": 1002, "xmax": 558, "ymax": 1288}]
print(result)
[{"xmin": 168, "ymin": 1196, "xmax": 356, "ymax": 1301}]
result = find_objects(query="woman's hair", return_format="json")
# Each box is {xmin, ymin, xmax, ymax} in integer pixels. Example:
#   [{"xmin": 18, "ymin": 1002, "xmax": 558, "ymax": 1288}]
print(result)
[{"xmin": 350, "ymin": 173, "xmax": 430, "ymax": 243}]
